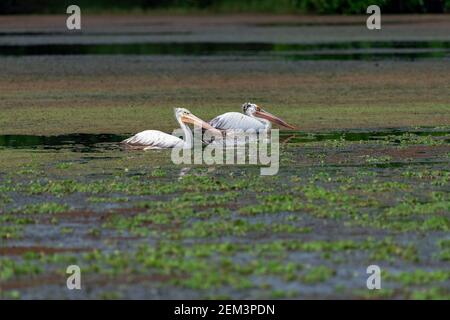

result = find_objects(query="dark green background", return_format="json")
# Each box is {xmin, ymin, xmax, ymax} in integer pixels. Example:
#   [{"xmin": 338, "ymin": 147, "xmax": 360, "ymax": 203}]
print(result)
[{"xmin": 1, "ymin": 0, "xmax": 449, "ymax": 14}]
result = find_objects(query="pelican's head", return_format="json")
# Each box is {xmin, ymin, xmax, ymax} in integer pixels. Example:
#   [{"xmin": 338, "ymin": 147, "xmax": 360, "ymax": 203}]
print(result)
[
  {"xmin": 241, "ymin": 102, "xmax": 298, "ymax": 130},
  {"xmin": 174, "ymin": 107, "xmax": 191, "ymax": 120},
  {"xmin": 174, "ymin": 108, "xmax": 221, "ymax": 134},
  {"xmin": 242, "ymin": 102, "xmax": 259, "ymax": 116}
]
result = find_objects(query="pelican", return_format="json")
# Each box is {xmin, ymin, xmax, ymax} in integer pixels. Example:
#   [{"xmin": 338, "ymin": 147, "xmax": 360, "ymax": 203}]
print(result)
[
  {"xmin": 122, "ymin": 108, "xmax": 221, "ymax": 150},
  {"xmin": 209, "ymin": 102, "xmax": 297, "ymax": 131}
]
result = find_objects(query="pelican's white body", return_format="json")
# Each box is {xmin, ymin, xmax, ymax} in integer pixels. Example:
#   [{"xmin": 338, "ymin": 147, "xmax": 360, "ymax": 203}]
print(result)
[
  {"xmin": 122, "ymin": 108, "xmax": 211, "ymax": 150},
  {"xmin": 209, "ymin": 112, "xmax": 270, "ymax": 131},
  {"xmin": 122, "ymin": 130, "xmax": 184, "ymax": 150}
]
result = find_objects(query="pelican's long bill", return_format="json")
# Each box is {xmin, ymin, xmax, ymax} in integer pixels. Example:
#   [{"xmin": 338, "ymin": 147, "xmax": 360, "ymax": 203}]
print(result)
[
  {"xmin": 254, "ymin": 109, "xmax": 298, "ymax": 130},
  {"xmin": 181, "ymin": 113, "xmax": 222, "ymax": 135}
]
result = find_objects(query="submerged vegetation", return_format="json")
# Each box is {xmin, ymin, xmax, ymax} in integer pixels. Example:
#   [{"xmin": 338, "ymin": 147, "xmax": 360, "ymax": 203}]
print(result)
[{"xmin": 1, "ymin": 126, "xmax": 449, "ymax": 299}]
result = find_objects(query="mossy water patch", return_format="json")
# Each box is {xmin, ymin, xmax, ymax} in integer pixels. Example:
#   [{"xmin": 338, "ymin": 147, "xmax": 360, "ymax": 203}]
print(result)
[{"xmin": 1, "ymin": 125, "xmax": 448, "ymax": 298}]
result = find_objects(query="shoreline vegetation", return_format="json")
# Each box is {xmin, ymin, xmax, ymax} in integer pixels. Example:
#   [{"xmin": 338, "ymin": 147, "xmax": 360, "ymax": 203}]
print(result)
[{"xmin": 1, "ymin": 0, "xmax": 450, "ymax": 15}]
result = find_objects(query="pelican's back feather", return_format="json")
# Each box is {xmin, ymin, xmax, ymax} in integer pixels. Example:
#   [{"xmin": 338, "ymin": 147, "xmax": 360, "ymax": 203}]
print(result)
[
  {"xmin": 209, "ymin": 112, "xmax": 265, "ymax": 131},
  {"xmin": 122, "ymin": 130, "xmax": 183, "ymax": 149}
]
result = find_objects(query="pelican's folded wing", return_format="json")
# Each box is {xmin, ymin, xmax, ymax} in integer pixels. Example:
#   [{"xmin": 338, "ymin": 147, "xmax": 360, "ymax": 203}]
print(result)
[
  {"xmin": 209, "ymin": 112, "xmax": 264, "ymax": 131},
  {"xmin": 122, "ymin": 130, "xmax": 183, "ymax": 149}
]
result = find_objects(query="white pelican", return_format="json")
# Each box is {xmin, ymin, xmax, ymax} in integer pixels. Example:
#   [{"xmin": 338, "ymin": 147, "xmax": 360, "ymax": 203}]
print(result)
[
  {"xmin": 209, "ymin": 102, "xmax": 297, "ymax": 131},
  {"xmin": 122, "ymin": 108, "xmax": 220, "ymax": 150}
]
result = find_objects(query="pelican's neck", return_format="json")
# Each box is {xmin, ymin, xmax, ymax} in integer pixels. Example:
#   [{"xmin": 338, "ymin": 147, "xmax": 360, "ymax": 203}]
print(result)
[
  {"xmin": 177, "ymin": 118, "xmax": 193, "ymax": 148},
  {"xmin": 249, "ymin": 113, "xmax": 271, "ymax": 130}
]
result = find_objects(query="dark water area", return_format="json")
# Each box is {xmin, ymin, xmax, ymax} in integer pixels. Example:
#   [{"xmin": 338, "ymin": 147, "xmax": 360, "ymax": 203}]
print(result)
[
  {"xmin": 0, "ymin": 133, "xmax": 127, "ymax": 152},
  {"xmin": 1, "ymin": 41, "xmax": 449, "ymax": 60},
  {"xmin": 280, "ymin": 128, "xmax": 450, "ymax": 143},
  {"xmin": 1, "ymin": 128, "xmax": 448, "ymax": 152}
]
